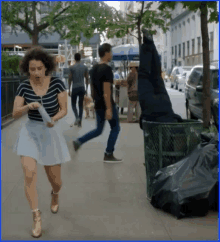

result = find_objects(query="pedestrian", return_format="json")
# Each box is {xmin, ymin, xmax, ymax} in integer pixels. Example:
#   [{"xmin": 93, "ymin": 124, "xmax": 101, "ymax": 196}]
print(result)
[
  {"xmin": 127, "ymin": 62, "xmax": 140, "ymax": 122},
  {"xmin": 73, "ymin": 43, "xmax": 122, "ymax": 163},
  {"xmin": 68, "ymin": 53, "xmax": 89, "ymax": 127},
  {"xmin": 12, "ymin": 47, "xmax": 71, "ymax": 238}
]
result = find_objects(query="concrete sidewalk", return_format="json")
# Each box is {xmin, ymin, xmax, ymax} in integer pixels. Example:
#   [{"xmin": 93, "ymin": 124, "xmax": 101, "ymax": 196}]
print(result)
[{"xmin": 1, "ymin": 98, "xmax": 218, "ymax": 240}]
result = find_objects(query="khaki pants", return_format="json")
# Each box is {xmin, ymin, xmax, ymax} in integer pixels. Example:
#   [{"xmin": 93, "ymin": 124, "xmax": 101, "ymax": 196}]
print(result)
[{"xmin": 127, "ymin": 100, "xmax": 141, "ymax": 122}]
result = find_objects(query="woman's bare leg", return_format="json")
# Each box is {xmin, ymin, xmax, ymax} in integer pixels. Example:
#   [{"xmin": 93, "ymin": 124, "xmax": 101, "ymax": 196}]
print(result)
[
  {"xmin": 44, "ymin": 165, "xmax": 62, "ymax": 193},
  {"xmin": 21, "ymin": 156, "xmax": 38, "ymax": 210}
]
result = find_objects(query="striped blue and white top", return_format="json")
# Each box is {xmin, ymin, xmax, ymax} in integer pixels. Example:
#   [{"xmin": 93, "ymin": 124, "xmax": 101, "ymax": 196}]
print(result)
[{"xmin": 15, "ymin": 77, "xmax": 66, "ymax": 122}]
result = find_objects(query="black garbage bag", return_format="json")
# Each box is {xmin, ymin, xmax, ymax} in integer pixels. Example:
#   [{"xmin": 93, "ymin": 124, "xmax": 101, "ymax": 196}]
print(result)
[{"xmin": 151, "ymin": 133, "xmax": 219, "ymax": 219}]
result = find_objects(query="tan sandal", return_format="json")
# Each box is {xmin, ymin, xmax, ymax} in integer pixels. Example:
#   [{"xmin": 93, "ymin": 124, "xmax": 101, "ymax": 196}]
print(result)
[
  {"xmin": 51, "ymin": 190, "xmax": 59, "ymax": 214},
  {"xmin": 32, "ymin": 209, "xmax": 42, "ymax": 238}
]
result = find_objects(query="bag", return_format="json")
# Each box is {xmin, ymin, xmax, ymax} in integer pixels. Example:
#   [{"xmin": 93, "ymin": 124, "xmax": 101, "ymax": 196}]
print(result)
[
  {"xmin": 151, "ymin": 133, "xmax": 219, "ymax": 219},
  {"xmin": 129, "ymin": 90, "xmax": 139, "ymax": 101},
  {"xmin": 38, "ymin": 105, "xmax": 52, "ymax": 125}
]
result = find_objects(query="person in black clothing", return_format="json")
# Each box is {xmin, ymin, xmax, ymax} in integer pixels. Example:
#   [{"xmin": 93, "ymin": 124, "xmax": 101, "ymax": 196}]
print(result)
[
  {"xmin": 73, "ymin": 43, "xmax": 122, "ymax": 163},
  {"xmin": 138, "ymin": 29, "xmax": 182, "ymax": 129}
]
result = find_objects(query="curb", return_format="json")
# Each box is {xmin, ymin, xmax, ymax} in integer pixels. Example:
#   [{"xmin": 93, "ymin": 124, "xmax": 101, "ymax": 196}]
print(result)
[{"xmin": 1, "ymin": 118, "xmax": 15, "ymax": 129}]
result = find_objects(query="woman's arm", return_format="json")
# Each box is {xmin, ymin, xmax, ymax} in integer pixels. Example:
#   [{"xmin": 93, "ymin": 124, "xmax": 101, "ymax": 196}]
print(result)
[
  {"xmin": 12, "ymin": 96, "xmax": 29, "ymax": 119},
  {"xmin": 52, "ymin": 91, "xmax": 68, "ymax": 122}
]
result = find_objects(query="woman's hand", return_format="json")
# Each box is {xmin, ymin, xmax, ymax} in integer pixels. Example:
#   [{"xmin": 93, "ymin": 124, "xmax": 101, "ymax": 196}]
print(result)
[
  {"xmin": 28, "ymin": 102, "xmax": 41, "ymax": 110},
  {"xmin": 46, "ymin": 117, "xmax": 55, "ymax": 128}
]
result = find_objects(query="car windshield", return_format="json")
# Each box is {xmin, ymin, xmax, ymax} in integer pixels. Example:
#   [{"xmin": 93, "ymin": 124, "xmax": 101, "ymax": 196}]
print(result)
[
  {"xmin": 211, "ymin": 70, "xmax": 219, "ymax": 89},
  {"xmin": 183, "ymin": 67, "xmax": 192, "ymax": 71}
]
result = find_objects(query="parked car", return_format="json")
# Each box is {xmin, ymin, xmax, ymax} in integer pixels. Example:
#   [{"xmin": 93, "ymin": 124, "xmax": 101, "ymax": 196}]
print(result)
[
  {"xmin": 170, "ymin": 66, "xmax": 192, "ymax": 89},
  {"xmin": 178, "ymin": 70, "xmax": 192, "ymax": 92},
  {"xmin": 185, "ymin": 65, "xmax": 219, "ymax": 129}
]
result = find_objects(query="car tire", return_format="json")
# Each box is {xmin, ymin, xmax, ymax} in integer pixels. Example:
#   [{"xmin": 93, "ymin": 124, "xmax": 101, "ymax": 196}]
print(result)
[
  {"xmin": 175, "ymin": 83, "xmax": 178, "ymax": 90},
  {"xmin": 186, "ymin": 103, "xmax": 197, "ymax": 120}
]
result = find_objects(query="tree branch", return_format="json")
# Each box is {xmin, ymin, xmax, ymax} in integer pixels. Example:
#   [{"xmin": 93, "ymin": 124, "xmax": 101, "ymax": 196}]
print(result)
[
  {"xmin": 24, "ymin": 2, "xmax": 29, "ymax": 28},
  {"xmin": 140, "ymin": 1, "xmax": 145, "ymax": 19},
  {"xmin": 128, "ymin": 31, "xmax": 138, "ymax": 40},
  {"xmin": 38, "ymin": 5, "xmax": 71, "ymax": 32},
  {"xmin": 17, "ymin": 19, "xmax": 33, "ymax": 35}
]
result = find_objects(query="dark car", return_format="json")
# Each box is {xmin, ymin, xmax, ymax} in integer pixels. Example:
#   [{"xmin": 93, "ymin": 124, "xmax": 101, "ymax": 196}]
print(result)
[{"xmin": 185, "ymin": 65, "xmax": 219, "ymax": 129}]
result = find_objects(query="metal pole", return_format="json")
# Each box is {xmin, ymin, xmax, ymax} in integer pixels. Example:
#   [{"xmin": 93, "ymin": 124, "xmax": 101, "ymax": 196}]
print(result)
[{"xmin": 64, "ymin": 39, "xmax": 68, "ymax": 68}]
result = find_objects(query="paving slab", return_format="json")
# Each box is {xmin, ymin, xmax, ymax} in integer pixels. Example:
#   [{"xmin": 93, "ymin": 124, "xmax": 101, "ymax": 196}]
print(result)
[{"xmin": 1, "ymin": 96, "xmax": 218, "ymax": 240}]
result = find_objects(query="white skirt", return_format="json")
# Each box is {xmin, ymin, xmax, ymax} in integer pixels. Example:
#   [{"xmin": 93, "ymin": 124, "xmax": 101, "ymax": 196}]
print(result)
[{"xmin": 13, "ymin": 118, "xmax": 71, "ymax": 166}]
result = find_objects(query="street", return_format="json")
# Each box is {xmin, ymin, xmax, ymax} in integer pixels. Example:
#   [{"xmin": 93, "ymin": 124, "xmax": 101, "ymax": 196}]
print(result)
[
  {"xmin": 1, "ymin": 84, "xmax": 217, "ymax": 240},
  {"xmin": 165, "ymin": 80, "xmax": 187, "ymax": 119}
]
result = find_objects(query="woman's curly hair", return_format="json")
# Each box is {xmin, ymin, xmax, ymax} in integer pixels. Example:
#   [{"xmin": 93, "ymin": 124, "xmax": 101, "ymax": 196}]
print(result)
[{"xmin": 20, "ymin": 46, "xmax": 56, "ymax": 76}]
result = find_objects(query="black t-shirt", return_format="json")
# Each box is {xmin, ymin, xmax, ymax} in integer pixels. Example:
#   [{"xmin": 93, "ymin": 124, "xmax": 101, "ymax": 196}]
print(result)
[{"xmin": 91, "ymin": 64, "xmax": 115, "ymax": 110}]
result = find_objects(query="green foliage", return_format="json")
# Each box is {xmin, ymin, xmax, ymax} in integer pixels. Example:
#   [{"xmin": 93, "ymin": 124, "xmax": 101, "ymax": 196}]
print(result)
[
  {"xmin": 105, "ymin": 1, "xmax": 171, "ymax": 46},
  {"xmin": 1, "ymin": 1, "xmax": 122, "ymax": 46},
  {"xmin": 1, "ymin": 52, "xmax": 22, "ymax": 76},
  {"xmin": 159, "ymin": 1, "xmax": 219, "ymax": 23}
]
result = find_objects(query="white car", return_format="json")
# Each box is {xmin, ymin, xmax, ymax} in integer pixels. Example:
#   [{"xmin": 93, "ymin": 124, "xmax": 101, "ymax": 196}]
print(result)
[
  {"xmin": 178, "ymin": 70, "xmax": 191, "ymax": 92},
  {"xmin": 170, "ymin": 66, "xmax": 192, "ymax": 89}
]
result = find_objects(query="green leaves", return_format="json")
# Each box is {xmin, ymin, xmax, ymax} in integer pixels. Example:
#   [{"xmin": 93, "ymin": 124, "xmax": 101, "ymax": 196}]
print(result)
[
  {"xmin": 158, "ymin": 1, "xmax": 219, "ymax": 23},
  {"xmin": 1, "ymin": 52, "xmax": 22, "ymax": 75}
]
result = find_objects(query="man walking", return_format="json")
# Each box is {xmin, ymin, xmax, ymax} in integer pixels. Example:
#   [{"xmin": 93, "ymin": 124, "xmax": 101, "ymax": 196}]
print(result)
[
  {"xmin": 73, "ymin": 43, "xmax": 122, "ymax": 163},
  {"xmin": 69, "ymin": 53, "xmax": 89, "ymax": 127}
]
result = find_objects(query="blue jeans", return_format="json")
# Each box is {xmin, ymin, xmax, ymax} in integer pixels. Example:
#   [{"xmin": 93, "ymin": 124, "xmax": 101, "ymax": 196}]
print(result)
[
  {"xmin": 71, "ymin": 88, "xmax": 85, "ymax": 121},
  {"xmin": 78, "ymin": 105, "xmax": 120, "ymax": 154}
]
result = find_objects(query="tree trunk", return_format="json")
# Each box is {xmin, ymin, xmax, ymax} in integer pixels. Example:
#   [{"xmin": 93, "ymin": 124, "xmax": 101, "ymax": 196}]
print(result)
[
  {"xmin": 32, "ymin": 2, "xmax": 39, "ymax": 46},
  {"xmin": 200, "ymin": 3, "xmax": 211, "ymax": 128},
  {"xmin": 32, "ymin": 32, "xmax": 39, "ymax": 46}
]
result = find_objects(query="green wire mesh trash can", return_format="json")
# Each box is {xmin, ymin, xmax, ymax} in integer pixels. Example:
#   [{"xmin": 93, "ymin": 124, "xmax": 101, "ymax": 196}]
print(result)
[{"xmin": 142, "ymin": 119, "xmax": 203, "ymax": 199}]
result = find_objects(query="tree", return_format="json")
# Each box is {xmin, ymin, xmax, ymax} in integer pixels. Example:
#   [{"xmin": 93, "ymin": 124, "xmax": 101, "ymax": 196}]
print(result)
[
  {"xmin": 159, "ymin": 1, "xmax": 219, "ymax": 128},
  {"xmin": 105, "ymin": 1, "xmax": 172, "ymax": 51},
  {"xmin": 2, "ymin": 2, "xmax": 71, "ymax": 45},
  {"xmin": 1, "ymin": 1, "xmax": 121, "ymax": 46},
  {"xmin": 52, "ymin": 1, "xmax": 124, "ymax": 46}
]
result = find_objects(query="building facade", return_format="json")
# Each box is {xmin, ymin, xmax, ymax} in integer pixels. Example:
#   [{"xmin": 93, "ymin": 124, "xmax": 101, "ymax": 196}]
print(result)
[
  {"xmin": 162, "ymin": 2, "xmax": 219, "ymax": 72},
  {"xmin": 107, "ymin": 1, "xmax": 165, "ymax": 63}
]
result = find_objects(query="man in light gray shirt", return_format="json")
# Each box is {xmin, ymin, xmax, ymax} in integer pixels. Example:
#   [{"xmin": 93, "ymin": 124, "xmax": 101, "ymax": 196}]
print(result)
[{"xmin": 68, "ymin": 53, "xmax": 89, "ymax": 127}]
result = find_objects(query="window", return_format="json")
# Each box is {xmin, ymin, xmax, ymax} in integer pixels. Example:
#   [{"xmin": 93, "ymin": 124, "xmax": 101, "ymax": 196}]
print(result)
[
  {"xmin": 192, "ymin": 39, "xmax": 195, "ymax": 54},
  {"xmin": 210, "ymin": 32, "xmax": 214, "ymax": 50},
  {"xmin": 187, "ymin": 41, "xmax": 190, "ymax": 56},
  {"xmin": 172, "ymin": 47, "xmax": 174, "ymax": 55},
  {"xmin": 183, "ymin": 43, "xmax": 185, "ymax": 58},
  {"xmin": 175, "ymin": 45, "xmax": 177, "ymax": 58},
  {"xmin": 188, "ymin": 68, "xmax": 203, "ymax": 87},
  {"xmin": 211, "ymin": 70, "xmax": 219, "ymax": 89},
  {"xmin": 179, "ymin": 44, "xmax": 181, "ymax": 57},
  {"xmin": 197, "ymin": 37, "xmax": 201, "ymax": 53},
  {"xmin": 40, "ymin": 1, "xmax": 56, "ymax": 14},
  {"xmin": 1, "ymin": 23, "xmax": 11, "ymax": 33}
]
